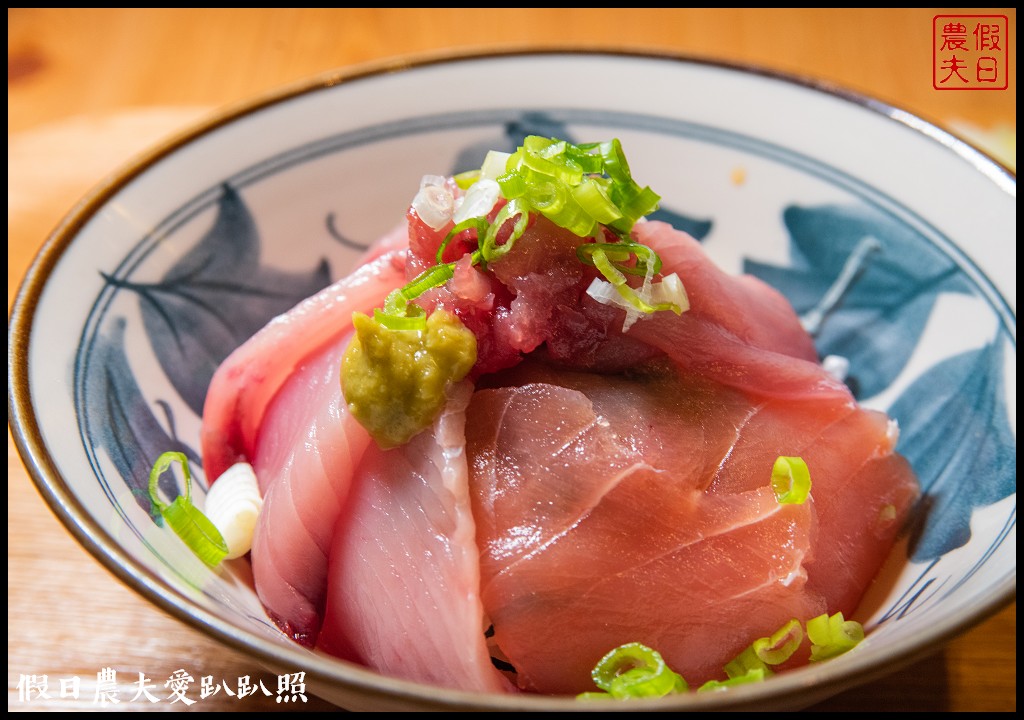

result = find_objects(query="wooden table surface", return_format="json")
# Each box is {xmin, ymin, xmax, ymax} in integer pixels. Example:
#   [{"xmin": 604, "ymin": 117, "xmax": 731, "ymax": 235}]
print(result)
[{"xmin": 8, "ymin": 8, "xmax": 1016, "ymax": 712}]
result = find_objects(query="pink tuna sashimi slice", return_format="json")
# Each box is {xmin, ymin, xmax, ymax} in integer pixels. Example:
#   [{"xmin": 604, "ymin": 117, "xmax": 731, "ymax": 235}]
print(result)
[
  {"xmin": 200, "ymin": 250, "xmax": 406, "ymax": 642},
  {"xmin": 317, "ymin": 382, "xmax": 515, "ymax": 694},
  {"xmin": 465, "ymin": 362, "xmax": 916, "ymax": 694},
  {"xmin": 201, "ymin": 249, "xmax": 406, "ymax": 483},
  {"xmin": 783, "ymin": 409, "xmax": 917, "ymax": 613},
  {"xmin": 707, "ymin": 395, "xmax": 918, "ymax": 616},
  {"xmin": 634, "ymin": 220, "xmax": 820, "ymax": 362},
  {"xmin": 246, "ymin": 332, "xmax": 367, "ymax": 644},
  {"xmin": 627, "ymin": 221, "xmax": 852, "ymax": 402},
  {"xmin": 407, "ymin": 213, "xmax": 849, "ymax": 393},
  {"xmin": 198, "ymin": 190, "xmax": 918, "ymax": 695}
]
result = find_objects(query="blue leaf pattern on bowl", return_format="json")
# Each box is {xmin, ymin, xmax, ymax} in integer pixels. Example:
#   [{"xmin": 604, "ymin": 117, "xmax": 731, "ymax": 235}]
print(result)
[
  {"xmin": 743, "ymin": 201, "xmax": 1015, "ymax": 561},
  {"xmin": 106, "ymin": 184, "xmax": 331, "ymax": 416},
  {"xmin": 84, "ymin": 317, "xmax": 201, "ymax": 518},
  {"xmin": 744, "ymin": 203, "xmax": 974, "ymax": 399},
  {"xmin": 890, "ymin": 331, "xmax": 1016, "ymax": 561}
]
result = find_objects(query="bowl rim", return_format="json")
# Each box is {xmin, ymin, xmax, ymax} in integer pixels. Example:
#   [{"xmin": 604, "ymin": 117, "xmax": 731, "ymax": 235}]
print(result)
[{"xmin": 7, "ymin": 46, "xmax": 1017, "ymax": 711}]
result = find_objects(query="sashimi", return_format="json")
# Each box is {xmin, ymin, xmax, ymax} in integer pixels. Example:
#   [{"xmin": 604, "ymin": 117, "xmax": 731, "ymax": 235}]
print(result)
[
  {"xmin": 626, "ymin": 220, "xmax": 852, "ymax": 402},
  {"xmin": 465, "ymin": 361, "xmax": 914, "ymax": 693},
  {"xmin": 201, "ymin": 250, "xmax": 406, "ymax": 482},
  {"xmin": 409, "ymin": 211, "xmax": 663, "ymax": 376},
  {"xmin": 201, "ymin": 250, "xmax": 404, "ymax": 642},
  {"xmin": 246, "ymin": 334, "xmax": 364, "ymax": 643},
  {"xmin": 318, "ymin": 381, "xmax": 514, "ymax": 693},
  {"xmin": 193, "ymin": 135, "xmax": 920, "ymax": 700}
]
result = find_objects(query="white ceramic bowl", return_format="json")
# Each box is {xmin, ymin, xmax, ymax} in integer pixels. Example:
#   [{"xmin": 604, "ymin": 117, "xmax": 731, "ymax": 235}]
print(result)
[{"xmin": 8, "ymin": 50, "xmax": 1016, "ymax": 711}]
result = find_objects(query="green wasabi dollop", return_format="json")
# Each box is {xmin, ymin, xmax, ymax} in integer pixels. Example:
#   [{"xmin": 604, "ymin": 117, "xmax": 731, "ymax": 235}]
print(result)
[{"xmin": 342, "ymin": 309, "xmax": 476, "ymax": 449}]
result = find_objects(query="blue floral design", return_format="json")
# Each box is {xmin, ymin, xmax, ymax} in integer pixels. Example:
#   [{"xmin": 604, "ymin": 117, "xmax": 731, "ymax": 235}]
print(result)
[
  {"xmin": 889, "ymin": 331, "xmax": 1016, "ymax": 561},
  {"xmin": 744, "ymin": 204, "xmax": 976, "ymax": 398},
  {"xmin": 84, "ymin": 317, "xmax": 200, "ymax": 519},
  {"xmin": 86, "ymin": 184, "xmax": 332, "ymax": 518},
  {"xmin": 743, "ymin": 202, "xmax": 1015, "ymax": 560},
  {"xmin": 104, "ymin": 184, "xmax": 331, "ymax": 416}
]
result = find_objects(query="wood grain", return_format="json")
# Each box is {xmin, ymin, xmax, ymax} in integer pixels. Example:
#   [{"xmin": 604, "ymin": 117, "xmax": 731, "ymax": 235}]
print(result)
[{"xmin": 8, "ymin": 8, "xmax": 1015, "ymax": 712}]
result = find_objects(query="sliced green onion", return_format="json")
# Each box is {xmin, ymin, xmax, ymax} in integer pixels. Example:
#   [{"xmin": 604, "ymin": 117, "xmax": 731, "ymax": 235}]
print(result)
[
  {"xmin": 407, "ymin": 264, "xmax": 456, "ymax": 303},
  {"xmin": 373, "ymin": 264, "xmax": 456, "ymax": 332},
  {"xmin": 534, "ymin": 136, "xmax": 566, "ymax": 159},
  {"xmin": 496, "ymin": 169, "xmax": 528, "ymax": 199},
  {"xmin": 587, "ymin": 247, "xmax": 626, "ymax": 287},
  {"xmin": 479, "ymin": 198, "xmax": 530, "ymax": 263},
  {"xmin": 587, "ymin": 247, "xmax": 671, "ymax": 319},
  {"xmin": 723, "ymin": 618, "xmax": 803, "ymax": 680},
  {"xmin": 609, "ymin": 185, "xmax": 661, "ymax": 235},
  {"xmin": 521, "ymin": 147, "xmax": 583, "ymax": 186},
  {"xmin": 538, "ymin": 194, "xmax": 595, "ymax": 238},
  {"xmin": 723, "ymin": 645, "xmax": 772, "ymax": 680},
  {"xmin": 378, "ymin": 286, "xmax": 428, "ymax": 331},
  {"xmin": 501, "ymin": 135, "xmax": 660, "ymax": 239},
  {"xmin": 527, "ymin": 179, "xmax": 567, "ymax": 215},
  {"xmin": 453, "ymin": 170, "xmax": 480, "ymax": 190},
  {"xmin": 373, "ymin": 307, "xmax": 427, "ymax": 331},
  {"xmin": 752, "ymin": 619, "xmax": 804, "ymax": 665},
  {"xmin": 697, "ymin": 668, "xmax": 767, "ymax": 692},
  {"xmin": 586, "ymin": 642, "xmax": 688, "ymax": 700},
  {"xmin": 479, "ymin": 150, "xmax": 512, "ymax": 181},
  {"xmin": 382, "ymin": 288, "xmax": 409, "ymax": 317},
  {"xmin": 577, "ymin": 241, "xmax": 663, "ymax": 277},
  {"xmin": 771, "ymin": 456, "xmax": 812, "ymax": 504},
  {"xmin": 576, "ymin": 611, "xmax": 866, "ymax": 701},
  {"xmin": 594, "ymin": 139, "xmax": 630, "ymax": 184},
  {"xmin": 572, "ymin": 177, "xmax": 623, "ymax": 226},
  {"xmin": 438, "ymin": 217, "xmax": 488, "ymax": 264},
  {"xmin": 807, "ymin": 612, "xmax": 865, "ymax": 661},
  {"xmin": 148, "ymin": 451, "xmax": 228, "ymax": 568},
  {"xmin": 576, "ymin": 692, "xmax": 614, "ymax": 701},
  {"xmin": 589, "ymin": 248, "xmax": 646, "ymax": 315}
]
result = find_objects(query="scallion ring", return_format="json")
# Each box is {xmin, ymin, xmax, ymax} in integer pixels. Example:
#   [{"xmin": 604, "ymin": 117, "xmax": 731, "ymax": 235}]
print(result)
[
  {"xmin": 589, "ymin": 642, "xmax": 688, "ymax": 699},
  {"xmin": 148, "ymin": 451, "xmax": 229, "ymax": 568},
  {"xmin": 479, "ymin": 198, "xmax": 529, "ymax": 263},
  {"xmin": 807, "ymin": 612, "xmax": 865, "ymax": 661},
  {"xmin": 771, "ymin": 456, "xmax": 812, "ymax": 505}
]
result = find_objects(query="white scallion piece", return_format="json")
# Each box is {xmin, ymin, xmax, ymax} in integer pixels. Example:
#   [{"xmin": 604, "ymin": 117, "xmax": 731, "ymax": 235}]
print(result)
[
  {"xmin": 822, "ymin": 354, "xmax": 850, "ymax": 382},
  {"xmin": 203, "ymin": 462, "xmax": 264, "ymax": 560},
  {"xmin": 649, "ymin": 273, "xmax": 689, "ymax": 313},
  {"xmin": 885, "ymin": 418, "xmax": 900, "ymax": 446},
  {"xmin": 586, "ymin": 272, "xmax": 689, "ymax": 332},
  {"xmin": 411, "ymin": 176, "xmax": 454, "ymax": 230},
  {"xmin": 419, "ymin": 174, "xmax": 447, "ymax": 189},
  {"xmin": 585, "ymin": 278, "xmax": 644, "ymax": 332},
  {"xmin": 479, "ymin": 150, "xmax": 512, "ymax": 181},
  {"xmin": 453, "ymin": 178, "xmax": 500, "ymax": 224}
]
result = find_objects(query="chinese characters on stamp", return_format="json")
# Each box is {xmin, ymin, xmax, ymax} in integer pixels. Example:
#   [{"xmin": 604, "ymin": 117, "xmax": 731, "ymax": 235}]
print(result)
[{"xmin": 933, "ymin": 15, "xmax": 1009, "ymax": 90}]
